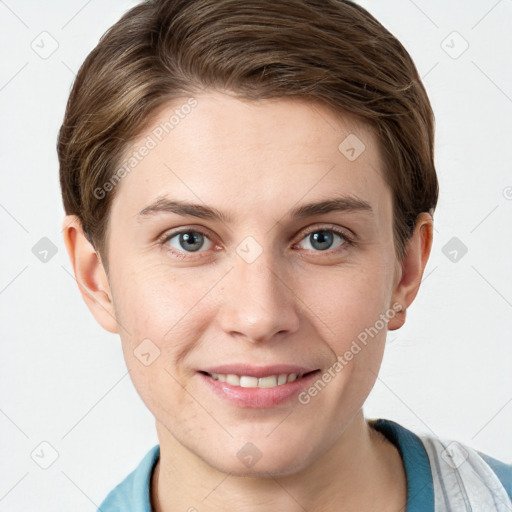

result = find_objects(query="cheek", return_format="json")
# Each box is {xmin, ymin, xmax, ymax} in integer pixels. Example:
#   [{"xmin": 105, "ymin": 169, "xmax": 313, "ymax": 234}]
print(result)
[
  {"xmin": 111, "ymin": 258, "xmax": 191, "ymax": 333},
  {"xmin": 303, "ymin": 269, "xmax": 392, "ymax": 405},
  {"xmin": 303, "ymin": 261, "xmax": 395, "ymax": 349},
  {"xmin": 109, "ymin": 260, "xmax": 225, "ymax": 368},
  {"xmin": 108, "ymin": 262, "xmax": 212, "ymax": 424}
]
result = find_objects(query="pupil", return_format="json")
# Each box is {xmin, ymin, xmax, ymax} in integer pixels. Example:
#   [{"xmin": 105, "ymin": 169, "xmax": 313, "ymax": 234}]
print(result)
[
  {"xmin": 311, "ymin": 231, "xmax": 332, "ymax": 251},
  {"xmin": 180, "ymin": 232, "xmax": 203, "ymax": 252}
]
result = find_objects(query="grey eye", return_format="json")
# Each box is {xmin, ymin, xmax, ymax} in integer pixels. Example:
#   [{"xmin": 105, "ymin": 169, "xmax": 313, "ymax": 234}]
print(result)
[
  {"xmin": 167, "ymin": 231, "xmax": 212, "ymax": 253},
  {"xmin": 298, "ymin": 230, "xmax": 346, "ymax": 252}
]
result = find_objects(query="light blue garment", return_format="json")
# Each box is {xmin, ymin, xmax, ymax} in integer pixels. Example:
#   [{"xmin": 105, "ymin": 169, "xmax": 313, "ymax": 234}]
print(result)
[
  {"xmin": 371, "ymin": 419, "xmax": 512, "ymax": 511},
  {"xmin": 98, "ymin": 418, "xmax": 512, "ymax": 511},
  {"xmin": 99, "ymin": 444, "xmax": 158, "ymax": 512}
]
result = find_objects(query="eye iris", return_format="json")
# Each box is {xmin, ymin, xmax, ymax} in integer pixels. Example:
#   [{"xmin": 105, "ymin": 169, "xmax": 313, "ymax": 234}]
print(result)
[
  {"xmin": 179, "ymin": 232, "xmax": 203, "ymax": 252},
  {"xmin": 310, "ymin": 231, "xmax": 333, "ymax": 251}
]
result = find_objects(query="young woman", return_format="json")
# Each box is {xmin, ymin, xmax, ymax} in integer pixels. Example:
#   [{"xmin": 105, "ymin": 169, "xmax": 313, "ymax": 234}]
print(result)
[{"xmin": 58, "ymin": 1, "xmax": 512, "ymax": 510}]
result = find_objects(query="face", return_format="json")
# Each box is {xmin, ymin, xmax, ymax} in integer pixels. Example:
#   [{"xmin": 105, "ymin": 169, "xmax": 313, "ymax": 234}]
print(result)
[{"xmin": 103, "ymin": 91, "xmax": 401, "ymax": 476}]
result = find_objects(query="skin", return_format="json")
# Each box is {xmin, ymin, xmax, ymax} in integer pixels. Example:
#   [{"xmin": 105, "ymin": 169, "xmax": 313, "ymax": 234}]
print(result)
[{"xmin": 63, "ymin": 90, "xmax": 433, "ymax": 511}]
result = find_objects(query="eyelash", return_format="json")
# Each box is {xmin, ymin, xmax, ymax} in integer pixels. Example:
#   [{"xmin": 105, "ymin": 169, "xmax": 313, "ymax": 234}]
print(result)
[{"xmin": 157, "ymin": 224, "xmax": 356, "ymax": 259}]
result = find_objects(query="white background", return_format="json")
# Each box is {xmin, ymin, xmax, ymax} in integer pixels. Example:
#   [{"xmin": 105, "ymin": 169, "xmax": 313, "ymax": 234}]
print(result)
[{"xmin": 1, "ymin": 0, "xmax": 511, "ymax": 510}]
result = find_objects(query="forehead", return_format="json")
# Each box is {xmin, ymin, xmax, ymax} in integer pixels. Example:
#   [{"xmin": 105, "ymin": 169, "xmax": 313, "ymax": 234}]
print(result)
[{"xmin": 109, "ymin": 91, "xmax": 390, "ymax": 227}]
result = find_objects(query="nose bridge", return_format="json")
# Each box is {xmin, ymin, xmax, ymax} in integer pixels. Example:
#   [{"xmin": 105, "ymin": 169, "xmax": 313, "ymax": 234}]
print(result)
[{"xmin": 218, "ymin": 240, "xmax": 299, "ymax": 343}]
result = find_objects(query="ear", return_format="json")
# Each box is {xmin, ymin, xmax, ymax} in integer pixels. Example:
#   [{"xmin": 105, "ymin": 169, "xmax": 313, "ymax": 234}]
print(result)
[
  {"xmin": 388, "ymin": 212, "xmax": 433, "ymax": 331},
  {"xmin": 62, "ymin": 215, "xmax": 119, "ymax": 334}
]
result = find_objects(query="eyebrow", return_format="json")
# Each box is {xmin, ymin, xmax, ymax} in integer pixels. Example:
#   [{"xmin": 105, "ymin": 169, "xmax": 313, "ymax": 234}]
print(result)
[{"xmin": 137, "ymin": 195, "xmax": 373, "ymax": 223}]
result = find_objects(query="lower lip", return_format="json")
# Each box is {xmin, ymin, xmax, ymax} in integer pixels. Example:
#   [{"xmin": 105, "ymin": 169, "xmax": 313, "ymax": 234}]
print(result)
[{"xmin": 197, "ymin": 371, "xmax": 321, "ymax": 409}]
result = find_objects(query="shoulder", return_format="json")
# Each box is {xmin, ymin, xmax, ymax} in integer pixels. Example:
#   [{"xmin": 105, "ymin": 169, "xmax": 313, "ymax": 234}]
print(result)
[
  {"xmin": 369, "ymin": 418, "xmax": 435, "ymax": 510},
  {"xmin": 411, "ymin": 426, "xmax": 512, "ymax": 508},
  {"xmin": 478, "ymin": 451, "xmax": 512, "ymax": 500},
  {"xmin": 369, "ymin": 418, "xmax": 512, "ymax": 509},
  {"xmin": 97, "ymin": 445, "xmax": 160, "ymax": 512}
]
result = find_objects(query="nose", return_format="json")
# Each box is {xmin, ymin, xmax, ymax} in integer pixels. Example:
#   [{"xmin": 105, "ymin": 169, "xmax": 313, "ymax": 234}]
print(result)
[{"xmin": 216, "ymin": 249, "xmax": 300, "ymax": 344}]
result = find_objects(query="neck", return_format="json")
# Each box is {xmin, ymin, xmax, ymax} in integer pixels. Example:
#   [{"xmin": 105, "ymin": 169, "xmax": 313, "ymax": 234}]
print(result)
[{"xmin": 151, "ymin": 411, "xmax": 406, "ymax": 512}]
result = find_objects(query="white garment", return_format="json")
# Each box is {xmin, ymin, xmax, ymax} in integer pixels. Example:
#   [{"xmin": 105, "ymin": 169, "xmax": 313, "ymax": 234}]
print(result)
[{"xmin": 420, "ymin": 435, "xmax": 512, "ymax": 511}]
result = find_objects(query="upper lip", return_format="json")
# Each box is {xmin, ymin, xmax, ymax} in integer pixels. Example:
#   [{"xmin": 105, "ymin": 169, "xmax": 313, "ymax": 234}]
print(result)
[{"xmin": 199, "ymin": 364, "xmax": 319, "ymax": 378}]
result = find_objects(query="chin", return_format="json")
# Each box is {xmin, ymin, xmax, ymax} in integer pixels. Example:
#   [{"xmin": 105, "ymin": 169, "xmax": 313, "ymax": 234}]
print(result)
[{"xmin": 201, "ymin": 440, "xmax": 317, "ymax": 478}]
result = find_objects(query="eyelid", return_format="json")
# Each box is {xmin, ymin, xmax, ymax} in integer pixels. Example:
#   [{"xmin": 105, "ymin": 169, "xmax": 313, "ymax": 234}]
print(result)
[
  {"xmin": 295, "ymin": 223, "xmax": 355, "ymax": 245},
  {"xmin": 157, "ymin": 223, "xmax": 356, "ymax": 257},
  {"xmin": 157, "ymin": 226, "xmax": 218, "ymax": 257}
]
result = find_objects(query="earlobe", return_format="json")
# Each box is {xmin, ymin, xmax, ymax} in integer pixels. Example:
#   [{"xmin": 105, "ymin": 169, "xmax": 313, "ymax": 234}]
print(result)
[
  {"xmin": 62, "ymin": 215, "xmax": 119, "ymax": 334},
  {"xmin": 388, "ymin": 212, "xmax": 433, "ymax": 331}
]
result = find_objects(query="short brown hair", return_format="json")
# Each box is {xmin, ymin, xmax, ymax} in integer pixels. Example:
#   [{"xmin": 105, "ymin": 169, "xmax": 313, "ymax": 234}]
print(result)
[{"xmin": 58, "ymin": 0, "xmax": 438, "ymax": 269}]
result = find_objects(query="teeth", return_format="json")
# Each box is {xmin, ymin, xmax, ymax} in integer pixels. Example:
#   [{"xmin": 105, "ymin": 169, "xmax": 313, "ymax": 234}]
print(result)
[
  {"xmin": 240, "ymin": 376, "xmax": 258, "ymax": 388},
  {"xmin": 277, "ymin": 374, "xmax": 288, "ymax": 385},
  {"xmin": 258, "ymin": 376, "xmax": 277, "ymax": 388},
  {"xmin": 226, "ymin": 374, "xmax": 240, "ymax": 386},
  {"xmin": 209, "ymin": 372, "xmax": 300, "ymax": 388}
]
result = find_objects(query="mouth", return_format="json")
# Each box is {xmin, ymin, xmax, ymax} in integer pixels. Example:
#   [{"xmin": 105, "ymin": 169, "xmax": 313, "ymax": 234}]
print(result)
[
  {"xmin": 197, "ymin": 366, "xmax": 322, "ymax": 408},
  {"xmin": 199, "ymin": 370, "xmax": 319, "ymax": 389}
]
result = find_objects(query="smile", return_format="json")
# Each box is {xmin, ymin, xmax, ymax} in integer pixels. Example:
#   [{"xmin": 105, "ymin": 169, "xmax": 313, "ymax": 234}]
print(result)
[
  {"xmin": 205, "ymin": 372, "xmax": 303, "ymax": 388},
  {"xmin": 198, "ymin": 367, "xmax": 321, "ymax": 408}
]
